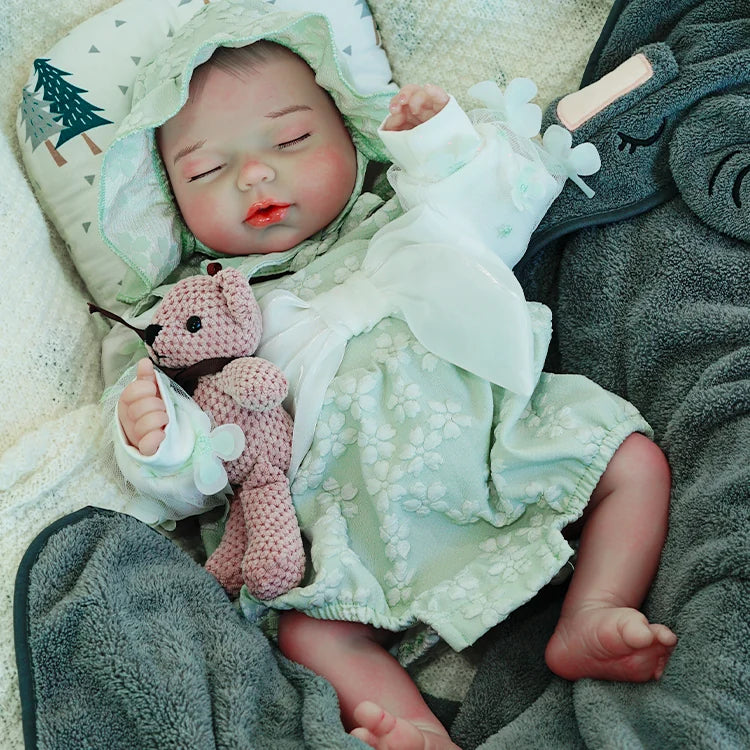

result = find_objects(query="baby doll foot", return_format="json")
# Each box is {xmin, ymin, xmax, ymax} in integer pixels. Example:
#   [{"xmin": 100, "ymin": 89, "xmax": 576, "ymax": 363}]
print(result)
[
  {"xmin": 545, "ymin": 605, "xmax": 677, "ymax": 682},
  {"xmin": 350, "ymin": 701, "xmax": 459, "ymax": 750}
]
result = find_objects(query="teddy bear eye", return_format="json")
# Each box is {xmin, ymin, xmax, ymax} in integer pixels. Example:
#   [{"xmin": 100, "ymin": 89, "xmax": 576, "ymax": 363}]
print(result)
[{"xmin": 186, "ymin": 315, "xmax": 202, "ymax": 333}]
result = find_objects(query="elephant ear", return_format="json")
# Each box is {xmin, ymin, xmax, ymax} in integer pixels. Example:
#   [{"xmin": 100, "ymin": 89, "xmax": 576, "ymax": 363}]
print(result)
[
  {"xmin": 669, "ymin": 89, "xmax": 750, "ymax": 242},
  {"xmin": 214, "ymin": 268, "xmax": 263, "ymax": 346}
]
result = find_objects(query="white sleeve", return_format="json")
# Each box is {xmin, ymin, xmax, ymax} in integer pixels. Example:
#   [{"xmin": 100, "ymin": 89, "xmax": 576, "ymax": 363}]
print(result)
[
  {"xmin": 377, "ymin": 96, "xmax": 482, "ymax": 180},
  {"xmin": 377, "ymin": 95, "xmax": 562, "ymax": 270},
  {"xmin": 111, "ymin": 367, "xmax": 234, "ymax": 526}
]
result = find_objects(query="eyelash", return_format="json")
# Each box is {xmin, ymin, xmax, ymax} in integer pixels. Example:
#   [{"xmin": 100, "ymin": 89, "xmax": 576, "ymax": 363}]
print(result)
[
  {"xmin": 616, "ymin": 119, "xmax": 666, "ymax": 154},
  {"xmin": 277, "ymin": 133, "xmax": 311, "ymax": 149},
  {"xmin": 189, "ymin": 166, "xmax": 221, "ymax": 182},
  {"xmin": 187, "ymin": 134, "xmax": 311, "ymax": 181}
]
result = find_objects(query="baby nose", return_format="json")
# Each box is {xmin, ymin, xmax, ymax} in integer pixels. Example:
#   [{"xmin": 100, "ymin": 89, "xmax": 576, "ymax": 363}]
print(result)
[{"xmin": 238, "ymin": 159, "xmax": 275, "ymax": 190}]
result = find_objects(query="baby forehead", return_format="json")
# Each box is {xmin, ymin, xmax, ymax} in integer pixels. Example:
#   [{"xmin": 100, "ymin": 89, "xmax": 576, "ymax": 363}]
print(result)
[{"xmin": 163, "ymin": 49, "xmax": 329, "ymax": 131}]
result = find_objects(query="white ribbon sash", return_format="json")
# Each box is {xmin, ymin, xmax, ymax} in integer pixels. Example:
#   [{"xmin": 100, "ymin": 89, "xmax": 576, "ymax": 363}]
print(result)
[{"xmin": 258, "ymin": 206, "xmax": 537, "ymax": 479}]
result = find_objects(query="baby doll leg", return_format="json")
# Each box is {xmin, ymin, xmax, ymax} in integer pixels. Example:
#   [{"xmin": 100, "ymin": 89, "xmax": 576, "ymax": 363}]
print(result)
[
  {"xmin": 278, "ymin": 611, "xmax": 459, "ymax": 749},
  {"xmin": 545, "ymin": 433, "xmax": 677, "ymax": 681}
]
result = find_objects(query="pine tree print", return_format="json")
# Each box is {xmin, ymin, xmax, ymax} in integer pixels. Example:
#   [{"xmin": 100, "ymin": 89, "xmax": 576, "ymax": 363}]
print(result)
[
  {"xmin": 20, "ymin": 87, "xmax": 67, "ymax": 166},
  {"xmin": 33, "ymin": 58, "xmax": 112, "ymax": 156}
]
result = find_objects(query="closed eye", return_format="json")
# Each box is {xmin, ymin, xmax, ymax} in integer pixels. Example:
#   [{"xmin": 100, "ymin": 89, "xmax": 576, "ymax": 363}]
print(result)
[
  {"xmin": 277, "ymin": 133, "xmax": 311, "ymax": 150},
  {"xmin": 617, "ymin": 119, "xmax": 666, "ymax": 154},
  {"xmin": 188, "ymin": 165, "xmax": 223, "ymax": 182}
]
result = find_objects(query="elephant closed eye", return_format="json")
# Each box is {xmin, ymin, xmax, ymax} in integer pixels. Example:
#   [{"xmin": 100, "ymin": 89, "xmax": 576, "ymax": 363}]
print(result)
[{"xmin": 617, "ymin": 119, "xmax": 667, "ymax": 154}]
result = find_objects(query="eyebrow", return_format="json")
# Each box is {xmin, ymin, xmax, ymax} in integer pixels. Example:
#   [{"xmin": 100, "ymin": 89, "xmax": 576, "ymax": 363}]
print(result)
[
  {"xmin": 173, "ymin": 139, "xmax": 206, "ymax": 166},
  {"xmin": 265, "ymin": 104, "xmax": 312, "ymax": 119}
]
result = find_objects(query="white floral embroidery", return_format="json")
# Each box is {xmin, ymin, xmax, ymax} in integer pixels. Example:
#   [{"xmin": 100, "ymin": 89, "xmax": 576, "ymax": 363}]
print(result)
[
  {"xmin": 487, "ymin": 543, "xmax": 532, "ymax": 580},
  {"xmin": 332, "ymin": 254, "xmax": 362, "ymax": 283},
  {"xmin": 303, "ymin": 569, "xmax": 346, "ymax": 607},
  {"xmin": 428, "ymin": 400, "xmax": 472, "ymax": 439},
  {"xmin": 373, "ymin": 331, "xmax": 412, "ymax": 374},
  {"xmin": 462, "ymin": 593, "xmax": 512, "ymax": 627},
  {"xmin": 445, "ymin": 499, "xmax": 482, "ymax": 524},
  {"xmin": 320, "ymin": 477, "xmax": 359, "ymax": 519},
  {"xmin": 523, "ymin": 394, "xmax": 579, "ymax": 439},
  {"xmin": 411, "ymin": 340, "xmax": 439, "ymax": 372},
  {"xmin": 538, "ymin": 537, "xmax": 566, "ymax": 571},
  {"xmin": 381, "ymin": 513, "xmax": 411, "ymax": 560},
  {"xmin": 380, "ymin": 512, "xmax": 415, "ymax": 606},
  {"xmin": 575, "ymin": 425, "xmax": 606, "ymax": 465},
  {"xmin": 365, "ymin": 461, "xmax": 407, "ymax": 513},
  {"xmin": 291, "ymin": 453, "xmax": 327, "ymax": 494},
  {"xmin": 384, "ymin": 561, "xmax": 415, "ymax": 606},
  {"xmin": 314, "ymin": 411, "xmax": 358, "ymax": 459},
  {"xmin": 402, "ymin": 481, "xmax": 449, "ymax": 516},
  {"xmin": 490, "ymin": 456, "xmax": 509, "ymax": 490},
  {"xmin": 386, "ymin": 379, "xmax": 422, "ymax": 423},
  {"xmin": 334, "ymin": 373, "xmax": 378, "ymax": 419},
  {"xmin": 274, "ymin": 270, "xmax": 322, "ymax": 300},
  {"xmin": 358, "ymin": 418, "xmax": 397, "ymax": 464},
  {"xmin": 479, "ymin": 535, "xmax": 512, "ymax": 555},
  {"xmin": 399, "ymin": 426, "xmax": 443, "ymax": 474},
  {"xmin": 448, "ymin": 571, "xmax": 480, "ymax": 601}
]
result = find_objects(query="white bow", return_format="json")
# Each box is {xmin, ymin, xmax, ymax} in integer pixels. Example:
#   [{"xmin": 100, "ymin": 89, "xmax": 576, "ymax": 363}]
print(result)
[{"xmin": 258, "ymin": 206, "xmax": 537, "ymax": 479}]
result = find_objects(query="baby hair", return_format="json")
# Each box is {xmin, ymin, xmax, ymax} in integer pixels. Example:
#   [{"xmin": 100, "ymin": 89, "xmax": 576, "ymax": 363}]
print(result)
[{"xmin": 192, "ymin": 40, "xmax": 294, "ymax": 91}]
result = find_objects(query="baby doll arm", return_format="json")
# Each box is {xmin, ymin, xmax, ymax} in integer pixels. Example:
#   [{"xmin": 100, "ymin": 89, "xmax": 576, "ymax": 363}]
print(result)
[{"xmin": 377, "ymin": 83, "xmax": 562, "ymax": 269}]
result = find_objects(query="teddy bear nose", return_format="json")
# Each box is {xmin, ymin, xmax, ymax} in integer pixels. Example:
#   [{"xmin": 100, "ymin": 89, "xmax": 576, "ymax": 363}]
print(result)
[{"xmin": 144, "ymin": 324, "xmax": 162, "ymax": 346}]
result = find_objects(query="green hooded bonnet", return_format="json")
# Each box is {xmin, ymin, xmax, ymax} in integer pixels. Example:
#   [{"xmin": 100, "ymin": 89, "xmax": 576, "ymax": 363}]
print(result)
[{"xmin": 99, "ymin": 0, "xmax": 395, "ymax": 304}]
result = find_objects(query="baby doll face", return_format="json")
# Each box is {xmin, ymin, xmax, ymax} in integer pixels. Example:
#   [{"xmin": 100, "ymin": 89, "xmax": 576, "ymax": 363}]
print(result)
[{"xmin": 158, "ymin": 46, "xmax": 358, "ymax": 256}]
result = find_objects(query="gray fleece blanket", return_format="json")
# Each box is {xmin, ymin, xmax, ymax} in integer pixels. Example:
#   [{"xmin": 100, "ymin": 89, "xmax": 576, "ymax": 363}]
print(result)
[{"xmin": 14, "ymin": 1, "xmax": 750, "ymax": 747}]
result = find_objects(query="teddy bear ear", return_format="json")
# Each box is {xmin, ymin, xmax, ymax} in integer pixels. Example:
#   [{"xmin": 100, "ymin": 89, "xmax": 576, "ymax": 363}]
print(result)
[{"xmin": 214, "ymin": 268, "xmax": 262, "ymax": 330}]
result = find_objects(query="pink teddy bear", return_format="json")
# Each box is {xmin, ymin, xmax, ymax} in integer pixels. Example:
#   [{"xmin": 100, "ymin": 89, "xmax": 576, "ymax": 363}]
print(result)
[{"xmin": 144, "ymin": 266, "xmax": 305, "ymax": 600}]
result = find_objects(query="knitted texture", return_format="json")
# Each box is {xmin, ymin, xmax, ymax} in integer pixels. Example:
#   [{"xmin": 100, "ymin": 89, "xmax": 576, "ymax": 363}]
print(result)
[
  {"xmin": 147, "ymin": 268, "xmax": 304, "ymax": 599},
  {"xmin": 369, "ymin": 0, "xmax": 613, "ymax": 111}
]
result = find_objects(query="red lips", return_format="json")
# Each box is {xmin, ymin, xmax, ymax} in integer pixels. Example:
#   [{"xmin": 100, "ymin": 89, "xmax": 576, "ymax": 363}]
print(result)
[{"xmin": 245, "ymin": 200, "xmax": 291, "ymax": 227}]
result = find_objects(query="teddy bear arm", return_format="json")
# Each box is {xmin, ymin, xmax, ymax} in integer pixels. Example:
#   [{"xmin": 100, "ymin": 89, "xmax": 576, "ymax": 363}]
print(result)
[{"xmin": 219, "ymin": 357, "xmax": 289, "ymax": 411}]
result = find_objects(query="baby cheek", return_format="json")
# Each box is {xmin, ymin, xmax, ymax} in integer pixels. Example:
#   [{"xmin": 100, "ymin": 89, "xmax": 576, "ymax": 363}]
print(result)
[
  {"xmin": 301, "ymin": 144, "xmax": 357, "ymax": 212},
  {"xmin": 180, "ymin": 192, "xmax": 232, "ymax": 249}
]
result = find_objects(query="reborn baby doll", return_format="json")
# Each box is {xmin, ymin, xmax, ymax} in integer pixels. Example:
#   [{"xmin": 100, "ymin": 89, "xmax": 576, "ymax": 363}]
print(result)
[{"xmin": 100, "ymin": 2, "xmax": 676, "ymax": 747}]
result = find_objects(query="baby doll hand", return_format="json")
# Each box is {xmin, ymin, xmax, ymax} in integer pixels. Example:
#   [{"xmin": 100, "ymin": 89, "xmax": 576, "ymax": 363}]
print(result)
[
  {"xmin": 118, "ymin": 358, "xmax": 168, "ymax": 456},
  {"xmin": 382, "ymin": 83, "xmax": 450, "ymax": 131}
]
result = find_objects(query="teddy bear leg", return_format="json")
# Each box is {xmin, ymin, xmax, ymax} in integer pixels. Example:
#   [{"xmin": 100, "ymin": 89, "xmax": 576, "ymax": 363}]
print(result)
[
  {"xmin": 204, "ymin": 498, "xmax": 248, "ymax": 597},
  {"xmin": 237, "ymin": 468, "xmax": 306, "ymax": 601}
]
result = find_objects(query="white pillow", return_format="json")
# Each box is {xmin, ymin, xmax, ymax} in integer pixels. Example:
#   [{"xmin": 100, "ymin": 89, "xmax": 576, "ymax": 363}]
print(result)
[{"xmin": 16, "ymin": 0, "xmax": 392, "ymax": 312}]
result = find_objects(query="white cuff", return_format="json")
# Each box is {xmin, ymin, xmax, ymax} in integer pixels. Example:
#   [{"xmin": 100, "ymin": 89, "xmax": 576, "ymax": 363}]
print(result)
[{"xmin": 378, "ymin": 95, "xmax": 482, "ymax": 181}]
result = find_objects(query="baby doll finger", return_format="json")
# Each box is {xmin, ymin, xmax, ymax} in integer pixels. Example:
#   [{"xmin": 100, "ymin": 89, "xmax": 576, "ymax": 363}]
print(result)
[
  {"xmin": 132, "ymin": 411, "xmax": 169, "ymax": 454},
  {"xmin": 407, "ymin": 88, "xmax": 428, "ymax": 117},
  {"xmin": 389, "ymin": 83, "xmax": 419, "ymax": 112},
  {"xmin": 423, "ymin": 83, "xmax": 449, "ymax": 114},
  {"xmin": 126, "ymin": 395, "xmax": 167, "ymax": 424},
  {"xmin": 135, "ymin": 357, "xmax": 155, "ymax": 377},
  {"xmin": 137, "ymin": 429, "xmax": 167, "ymax": 458},
  {"xmin": 120, "ymin": 377, "xmax": 159, "ymax": 406}
]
